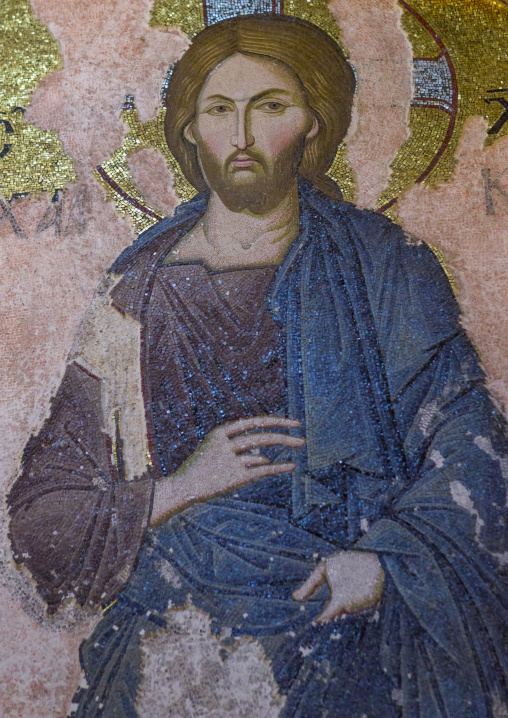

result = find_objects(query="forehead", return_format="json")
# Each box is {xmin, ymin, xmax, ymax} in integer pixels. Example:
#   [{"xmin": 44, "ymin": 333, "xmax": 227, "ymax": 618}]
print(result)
[{"xmin": 199, "ymin": 52, "xmax": 305, "ymax": 101}]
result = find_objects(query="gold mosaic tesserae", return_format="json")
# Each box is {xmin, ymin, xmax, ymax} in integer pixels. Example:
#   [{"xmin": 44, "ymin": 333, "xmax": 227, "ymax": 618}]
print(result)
[
  {"xmin": 92, "ymin": 0, "xmax": 508, "ymax": 232},
  {"xmin": 1, "ymin": 0, "xmax": 507, "ymax": 232},
  {"xmin": 0, "ymin": 0, "xmax": 74, "ymax": 202}
]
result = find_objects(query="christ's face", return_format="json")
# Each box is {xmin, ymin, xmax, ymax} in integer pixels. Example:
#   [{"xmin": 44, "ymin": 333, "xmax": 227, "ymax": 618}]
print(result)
[{"xmin": 184, "ymin": 53, "xmax": 319, "ymax": 214}]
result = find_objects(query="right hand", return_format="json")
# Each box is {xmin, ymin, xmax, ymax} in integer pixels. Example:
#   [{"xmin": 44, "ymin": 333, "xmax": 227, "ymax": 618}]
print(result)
[{"xmin": 151, "ymin": 415, "xmax": 304, "ymax": 525}]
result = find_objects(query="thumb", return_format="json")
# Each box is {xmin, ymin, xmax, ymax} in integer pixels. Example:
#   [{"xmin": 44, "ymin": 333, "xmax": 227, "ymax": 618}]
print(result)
[{"xmin": 293, "ymin": 562, "xmax": 326, "ymax": 601}]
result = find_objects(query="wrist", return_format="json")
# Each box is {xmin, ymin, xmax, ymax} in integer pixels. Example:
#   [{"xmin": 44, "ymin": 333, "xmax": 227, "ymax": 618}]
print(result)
[{"xmin": 150, "ymin": 472, "xmax": 196, "ymax": 527}]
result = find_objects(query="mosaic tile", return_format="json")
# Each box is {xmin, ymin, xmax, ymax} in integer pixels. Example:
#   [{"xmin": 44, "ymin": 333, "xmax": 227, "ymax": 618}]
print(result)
[
  {"xmin": 0, "ymin": 0, "xmax": 75, "ymax": 201},
  {"xmin": 1, "ymin": 2, "xmax": 508, "ymax": 717}
]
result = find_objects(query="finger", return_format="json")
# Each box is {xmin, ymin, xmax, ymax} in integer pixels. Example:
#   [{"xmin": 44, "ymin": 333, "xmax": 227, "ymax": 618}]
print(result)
[
  {"xmin": 224, "ymin": 416, "xmax": 301, "ymax": 438},
  {"xmin": 231, "ymin": 433, "xmax": 305, "ymax": 452},
  {"xmin": 239, "ymin": 454, "xmax": 270, "ymax": 467},
  {"xmin": 292, "ymin": 563, "xmax": 326, "ymax": 601},
  {"xmin": 246, "ymin": 462, "xmax": 297, "ymax": 479},
  {"xmin": 315, "ymin": 599, "xmax": 345, "ymax": 624}
]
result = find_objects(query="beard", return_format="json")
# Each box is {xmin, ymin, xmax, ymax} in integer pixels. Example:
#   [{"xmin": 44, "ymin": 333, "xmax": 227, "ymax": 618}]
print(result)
[{"xmin": 195, "ymin": 137, "xmax": 306, "ymax": 214}]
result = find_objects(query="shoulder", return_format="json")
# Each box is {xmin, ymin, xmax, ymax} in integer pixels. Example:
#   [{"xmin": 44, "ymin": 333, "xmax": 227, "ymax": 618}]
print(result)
[
  {"xmin": 335, "ymin": 201, "xmax": 432, "ymax": 260},
  {"xmin": 302, "ymin": 180, "xmax": 424, "ymax": 260},
  {"xmin": 108, "ymin": 192, "xmax": 207, "ymax": 276},
  {"xmin": 321, "ymin": 199, "xmax": 450, "ymax": 289},
  {"xmin": 338, "ymin": 205, "xmax": 461, "ymax": 341},
  {"xmin": 302, "ymin": 184, "xmax": 459, "ymax": 326},
  {"xmin": 104, "ymin": 194, "xmax": 207, "ymax": 319}
]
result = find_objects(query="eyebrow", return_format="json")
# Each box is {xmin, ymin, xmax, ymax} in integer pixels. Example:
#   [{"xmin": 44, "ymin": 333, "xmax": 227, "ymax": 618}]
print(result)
[{"xmin": 201, "ymin": 88, "xmax": 294, "ymax": 104}]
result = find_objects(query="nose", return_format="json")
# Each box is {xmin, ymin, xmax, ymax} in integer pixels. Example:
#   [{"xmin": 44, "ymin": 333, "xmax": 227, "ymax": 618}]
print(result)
[{"xmin": 231, "ymin": 106, "xmax": 254, "ymax": 150}]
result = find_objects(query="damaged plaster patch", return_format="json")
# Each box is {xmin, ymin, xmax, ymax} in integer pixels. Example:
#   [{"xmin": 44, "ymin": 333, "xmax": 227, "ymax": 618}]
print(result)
[
  {"xmin": 417, "ymin": 400, "xmax": 444, "ymax": 437},
  {"xmin": 429, "ymin": 449, "xmax": 445, "ymax": 468},
  {"xmin": 449, "ymin": 480, "xmax": 485, "ymax": 541},
  {"xmin": 157, "ymin": 558, "xmax": 182, "ymax": 589},
  {"xmin": 136, "ymin": 604, "xmax": 285, "ymax": 717},
  {"xmin": 403, "ymin": 230, "xmax": 423, "ymax": 247},
  {"xmin": 493, "ymin": 692, "xmax": 508, "ymax": 718},
  {"xmin": 391, "ymin": 687, "xmax": 404, "ymax": 707}
]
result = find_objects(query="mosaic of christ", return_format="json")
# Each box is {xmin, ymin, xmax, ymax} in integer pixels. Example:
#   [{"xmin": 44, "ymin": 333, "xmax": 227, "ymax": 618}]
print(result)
[{"xmin": 2, "ymin": 3, "xmax": 508, "ymax": 717}]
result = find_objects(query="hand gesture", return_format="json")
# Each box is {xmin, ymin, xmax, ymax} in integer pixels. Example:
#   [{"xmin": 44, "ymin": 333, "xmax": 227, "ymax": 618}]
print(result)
[
  {"xmin": 293, "ymin": 550, "xmax": 384, "ymax": 623},
  {"xmin": 151, "ymin": 415, "xmax": 304, "ymax": 525}
]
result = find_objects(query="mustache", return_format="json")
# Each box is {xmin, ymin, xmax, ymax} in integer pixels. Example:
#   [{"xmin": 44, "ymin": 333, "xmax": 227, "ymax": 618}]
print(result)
[{"xmin": 226, "ymin": 149, "xmax": 267, "ymax": 170}]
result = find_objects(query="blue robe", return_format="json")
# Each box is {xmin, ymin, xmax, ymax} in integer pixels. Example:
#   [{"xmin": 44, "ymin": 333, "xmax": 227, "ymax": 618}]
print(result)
[{"xmin": 71, "ymin": 180, "xmax": 508, "ymax": 717}]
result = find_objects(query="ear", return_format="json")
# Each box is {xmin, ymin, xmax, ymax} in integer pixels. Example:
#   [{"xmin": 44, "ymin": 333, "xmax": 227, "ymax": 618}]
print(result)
[
  {"xmin": 183, "ymin": 122, "xmax": 197, "ymax": 146},
  {"xmin": 305, "ymin": 116, "xmax": 319, "ymax": 142}
]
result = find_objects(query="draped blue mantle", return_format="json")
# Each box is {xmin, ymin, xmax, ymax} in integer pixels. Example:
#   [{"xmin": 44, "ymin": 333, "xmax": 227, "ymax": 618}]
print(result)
[{"xmin": 72, "ymin": 181, "xmax": 508, "ymax": 717}]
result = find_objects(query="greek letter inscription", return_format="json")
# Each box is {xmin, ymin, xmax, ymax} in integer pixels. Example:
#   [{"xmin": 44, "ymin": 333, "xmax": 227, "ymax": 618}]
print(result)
[
  {"xmin": 0, "ymin": 197, "xmax": 27, "ymax": 238},
  {"xmin": 482, "ymin": 167, "xmax": 508, "ymax": 215},
  {"xmin": 0, "ymin": 118, "xmax": 14, "ymax": 159},
  {"xmin": 0, "ymin": 187, "xmax": 90, "ymax": 240},
  {"xmin": 485, "ymin": 88, "xmax": 508, "ymax": 135}
]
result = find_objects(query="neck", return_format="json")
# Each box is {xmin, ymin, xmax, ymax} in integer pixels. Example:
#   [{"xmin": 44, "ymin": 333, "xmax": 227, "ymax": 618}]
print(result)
[{"xmin": 202, "ymin": 181, "xmax": 300, "ymax": 252}]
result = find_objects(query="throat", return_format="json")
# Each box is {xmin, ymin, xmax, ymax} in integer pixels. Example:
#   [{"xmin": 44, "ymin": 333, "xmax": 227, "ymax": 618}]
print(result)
[
  {"xmin": 205, "ymin": 183, "xmax": 300, "ymax": 253},
  {"xmin": 202, "ymin": 210, "xmax": 299, "ymax": 266},
  {"xmin": 167, "ymin": 183, "xmax": 301, "ymax": 270}
]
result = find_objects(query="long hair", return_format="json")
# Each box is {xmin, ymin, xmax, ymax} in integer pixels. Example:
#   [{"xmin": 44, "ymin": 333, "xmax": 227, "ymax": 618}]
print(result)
[{"xmin": 164, "ymin": 14, "xmax": 355, "ymax": 200}]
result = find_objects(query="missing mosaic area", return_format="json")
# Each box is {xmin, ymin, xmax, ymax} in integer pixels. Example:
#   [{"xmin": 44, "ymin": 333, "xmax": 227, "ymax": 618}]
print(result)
[
  {"xmin": 377, "ymin": 0, "xmax": 508, "ymax": 213},
  {"xmin": 98, "ymin": 0, "xmax": 508, "ymax": 232},
  {"xmin": 98, "ymin": 0, "xmax": 355, "ymax": 232}
]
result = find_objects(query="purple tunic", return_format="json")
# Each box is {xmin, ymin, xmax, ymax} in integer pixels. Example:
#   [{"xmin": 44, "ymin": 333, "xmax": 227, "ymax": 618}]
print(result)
[
  {"xmin": 8, "ymin": 261, "xmax": 286, "ymax": 610},
  {"xmin": 144, "ymin": 262, "xmax": 285, "ymax": 476}
]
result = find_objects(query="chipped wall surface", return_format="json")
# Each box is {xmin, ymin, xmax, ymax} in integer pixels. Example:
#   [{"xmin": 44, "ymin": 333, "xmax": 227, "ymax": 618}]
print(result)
[
  {"xmin": 136, "ymin": 605, "xmax": 285, "ymax": 717},
  {"xmin": 1, "ymin": 1, "xmax": 508, "ymax": 716}
]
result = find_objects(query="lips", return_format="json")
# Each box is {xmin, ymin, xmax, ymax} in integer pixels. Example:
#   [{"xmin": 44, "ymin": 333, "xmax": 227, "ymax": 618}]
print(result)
[{"xmin": 230, "ymin": 156, "xmax": 257, "ymax": 169}]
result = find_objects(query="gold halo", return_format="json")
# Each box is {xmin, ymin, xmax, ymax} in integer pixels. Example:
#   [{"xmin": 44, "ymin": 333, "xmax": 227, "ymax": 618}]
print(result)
[{"xmin": 95, "ymin": 0, "xmax": 508, "ymax": 233}]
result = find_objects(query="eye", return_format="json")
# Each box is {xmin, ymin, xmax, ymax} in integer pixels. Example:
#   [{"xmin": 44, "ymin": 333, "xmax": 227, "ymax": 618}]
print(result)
[
  {"xmin": 258, "ymin": 101, "xmax": 287, "ymax": 113},
  {"xmin": 207, "ymin": 104, "xmax": 232, "ymax": 115}
]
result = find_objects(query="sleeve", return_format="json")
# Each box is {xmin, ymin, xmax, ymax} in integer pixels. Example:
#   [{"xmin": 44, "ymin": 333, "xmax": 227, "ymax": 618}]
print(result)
[
  {"xmin": 7, "ymin": 361, "xmax": 154, "ymax": 613},
  {"xmin": 352, "ymin": 234, "xmax": 508, "ymax": 713}
]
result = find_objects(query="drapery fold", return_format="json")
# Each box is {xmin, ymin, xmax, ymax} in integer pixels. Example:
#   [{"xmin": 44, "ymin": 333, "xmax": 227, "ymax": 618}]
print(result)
[{"xmin": 8, "ymin": 180, "xmax": 508, "ymax": 716}]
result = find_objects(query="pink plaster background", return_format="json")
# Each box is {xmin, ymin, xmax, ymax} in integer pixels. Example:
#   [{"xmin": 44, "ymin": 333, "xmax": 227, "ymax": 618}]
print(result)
[
  {"xmin": 0, "ymin": 0, "xmax": 506, "ymax": 715},
  {"xmin": 398, "ymin": 118, "xmax": 508, "ymax": 409}
]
